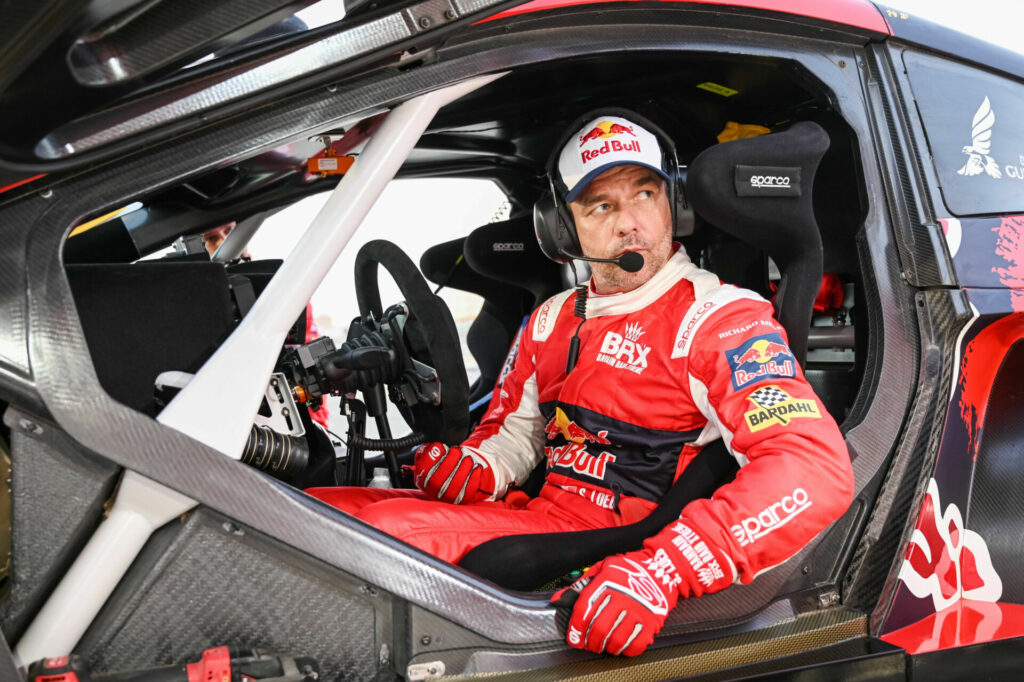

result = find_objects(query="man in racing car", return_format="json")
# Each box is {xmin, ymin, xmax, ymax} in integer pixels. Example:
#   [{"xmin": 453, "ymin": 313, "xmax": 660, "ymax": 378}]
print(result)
[{"xmin": 307, "ymin": 109, "xmax": 854, "ymax": 656}]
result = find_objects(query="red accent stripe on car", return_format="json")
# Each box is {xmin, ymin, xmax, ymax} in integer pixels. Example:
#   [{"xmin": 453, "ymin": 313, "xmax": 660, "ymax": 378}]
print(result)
[
  {"xmin": 482, "ymin": 0, "xmax": 890, "ymax": 34},
  {"xmin": 0, "ymin": 173, "xmax": 45, "ymax": 195}
]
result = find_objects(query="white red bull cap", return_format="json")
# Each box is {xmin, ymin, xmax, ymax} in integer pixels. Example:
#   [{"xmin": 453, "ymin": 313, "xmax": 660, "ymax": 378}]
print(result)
[{"xmin": 557, "ymin": 114, "xmax": 670, "ymax": 202}]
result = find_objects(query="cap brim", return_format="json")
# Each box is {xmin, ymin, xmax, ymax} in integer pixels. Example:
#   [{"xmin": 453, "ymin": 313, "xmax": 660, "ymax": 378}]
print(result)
[{"xmin": 564, "ymin": 161, "xmax": 671, "ymax": 203}]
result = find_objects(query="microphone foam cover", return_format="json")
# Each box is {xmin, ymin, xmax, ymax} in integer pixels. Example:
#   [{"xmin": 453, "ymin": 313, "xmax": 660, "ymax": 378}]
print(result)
[{"xmin": 618, "ymin": 251, "xmax": 644, "ymax": 273}]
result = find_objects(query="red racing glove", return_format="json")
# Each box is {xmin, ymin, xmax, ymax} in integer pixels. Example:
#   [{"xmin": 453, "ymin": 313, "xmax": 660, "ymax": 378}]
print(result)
[
  {"xmin": 413, "ymin": 442, "xmax": 496, "ymax": 504},
  {"xmin": 552, "ymin": 521, "xmax": 734, "ymax": 656}
]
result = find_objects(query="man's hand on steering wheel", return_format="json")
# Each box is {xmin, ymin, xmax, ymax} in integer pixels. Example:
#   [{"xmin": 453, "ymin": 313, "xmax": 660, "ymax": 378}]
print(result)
[{"xmin": 414, "ymin": 442, "xmax": 496, "ymax": 504}]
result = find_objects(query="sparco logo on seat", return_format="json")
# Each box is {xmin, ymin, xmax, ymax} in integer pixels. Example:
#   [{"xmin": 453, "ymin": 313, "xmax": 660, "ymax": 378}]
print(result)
[{"xmin": 750, "ymin": 175, "xmax": 792, "ymax": 188}]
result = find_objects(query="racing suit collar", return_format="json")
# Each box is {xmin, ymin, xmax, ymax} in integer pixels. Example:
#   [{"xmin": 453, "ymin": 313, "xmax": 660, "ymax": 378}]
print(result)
[{"xmin": 586, "ymin": 244, "xmax": 701, "ymax": 317}]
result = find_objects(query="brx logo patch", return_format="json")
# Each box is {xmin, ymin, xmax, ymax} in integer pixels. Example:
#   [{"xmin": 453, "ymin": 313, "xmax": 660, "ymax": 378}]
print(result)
[{"xmin": 597, "ymin": 322, "xmax": 651, "ymax": 374}]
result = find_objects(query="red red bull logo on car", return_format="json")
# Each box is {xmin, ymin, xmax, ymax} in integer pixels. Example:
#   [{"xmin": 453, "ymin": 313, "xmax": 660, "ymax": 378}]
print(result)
[
  {"xmin": 725, "ymin": 332, "xmax": 796, "ymax": 390},
  {"xmin": 544, "ymin": 407, "xmax": 616, "ymax": 480},
  {"xmin": 578, "ymin": 120, "xmax": 641, "ymax": 163}
]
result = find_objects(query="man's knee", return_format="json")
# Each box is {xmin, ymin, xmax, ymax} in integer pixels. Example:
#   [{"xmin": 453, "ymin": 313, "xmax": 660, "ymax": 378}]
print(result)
[
  {"xmin": 355, "ymin": 498, "xmax": 440, "ymax": 536},
  {"xmin": 305, "ymin": 486, "xmax": 423, "ymax": 515}
]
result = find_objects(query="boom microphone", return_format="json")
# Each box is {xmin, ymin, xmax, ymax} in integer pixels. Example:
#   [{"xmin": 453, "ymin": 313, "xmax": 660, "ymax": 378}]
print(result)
[{"xmin": 559, "ymin": 249, "xmax": 645, "ymax": 273}]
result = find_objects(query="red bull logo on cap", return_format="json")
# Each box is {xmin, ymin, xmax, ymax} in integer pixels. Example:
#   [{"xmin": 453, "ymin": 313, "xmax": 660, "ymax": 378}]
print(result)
[
  {"xmin": 578, "ymin": 120, "xmax": 636, "ymax": 145},
  {"xmin": 725, "ymin": 332, "xmax": 797, "ymax": 390},
  {"xmin": 578, "ymin": 120, "xmax": 642, "ymax": 164}
]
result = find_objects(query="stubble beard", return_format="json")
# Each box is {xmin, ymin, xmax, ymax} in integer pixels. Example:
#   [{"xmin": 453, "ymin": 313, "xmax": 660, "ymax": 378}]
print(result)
[{"xmin": 591, "ymin": 230, "xmax": 673, "ymax": 293}]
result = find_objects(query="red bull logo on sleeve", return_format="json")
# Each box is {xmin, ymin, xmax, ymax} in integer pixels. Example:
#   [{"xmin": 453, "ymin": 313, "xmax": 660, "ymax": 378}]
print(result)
[{"xmin": 724, "ymin": 332, "xmax": 797, "ymax": 390}]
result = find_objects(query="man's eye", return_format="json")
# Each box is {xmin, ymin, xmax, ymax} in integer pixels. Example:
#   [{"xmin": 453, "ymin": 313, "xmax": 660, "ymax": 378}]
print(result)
[
  {"xmin": 592, "ymin": 203, "xmax": 611, "ymax": 214},
  {"xmin": 637, "ymin": 190, "xmax": 653, "ymax": 200}
]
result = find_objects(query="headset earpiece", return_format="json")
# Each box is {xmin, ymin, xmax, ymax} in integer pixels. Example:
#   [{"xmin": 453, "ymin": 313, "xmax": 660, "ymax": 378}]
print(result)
[
  {"xmin": 672, "ymin": 167, "xmax": 695, "ymax": 237},
  {"xmin": 533, "ymin": 191, "xmax": 581, "ymax": 264}
]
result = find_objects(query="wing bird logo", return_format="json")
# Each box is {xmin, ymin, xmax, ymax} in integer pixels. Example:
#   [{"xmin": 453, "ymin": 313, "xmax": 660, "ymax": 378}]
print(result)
[{"xmin": 957, "ymin": 97, "xmax": 1002, "ymax": 179}]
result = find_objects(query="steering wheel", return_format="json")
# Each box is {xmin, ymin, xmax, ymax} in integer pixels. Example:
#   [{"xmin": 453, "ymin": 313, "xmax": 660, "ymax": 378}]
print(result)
[{"xmin": 354, "ymin": 239, "xmax": 470, "ymax": 444}]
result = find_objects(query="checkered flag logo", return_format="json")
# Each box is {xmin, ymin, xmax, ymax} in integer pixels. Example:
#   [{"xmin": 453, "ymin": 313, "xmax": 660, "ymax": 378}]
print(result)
[{"xmin": 748, "ymin": 386, "xmax": 789, "ymax": 409}]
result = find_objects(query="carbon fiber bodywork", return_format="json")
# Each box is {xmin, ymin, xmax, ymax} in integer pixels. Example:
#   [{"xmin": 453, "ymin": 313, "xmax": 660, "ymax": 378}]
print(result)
[
  {"xmin": 835, "ymin": 45, "xmax": 974, "ymax": 620},
  {"xmin": 0, "ymin": 409, "xmax": 119, "ymax": 640},
  {"xmin": 76, "ymin": 508, "xmax": 384, "ymax": 681},
  {"xmin": 852, "ymin": 290, "xmax": 972, "ymax": 629},
  {"xmin": 440, "ymin": 607, "xmax": 869, "ymax": 680},
  {"xmin": 0, "ymin": 4, "xmax": 971, "ymax": 679}
]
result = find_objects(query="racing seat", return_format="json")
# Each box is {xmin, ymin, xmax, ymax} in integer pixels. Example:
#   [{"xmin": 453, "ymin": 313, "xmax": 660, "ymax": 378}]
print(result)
[
  {"xmin": 458, "ymin": 122, "xmax": 830, "ymax": 590},
  {"xmin": 686, "ymin": 121, "xmax": 830, "ymax": 365},
  {"xmin": 420, "ymin": 214, "xmax": 564, "ymax": 409},
  {"xmin": 420, "ymin": 237, "xmax": 530, "ymax": 407},
  {"xmin": 462, "ymin": 214, "xmax": 565, "ymax": 310}
]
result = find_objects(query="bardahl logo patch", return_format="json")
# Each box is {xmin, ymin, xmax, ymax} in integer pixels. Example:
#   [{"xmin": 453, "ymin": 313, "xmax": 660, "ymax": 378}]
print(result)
[
  {"xmin": 743, "ymin": 385, "xmax": 820, "ymax": 432},
  {"xmin": 725, "ymin": 332, "xmax": 796, "ymax": 390}
]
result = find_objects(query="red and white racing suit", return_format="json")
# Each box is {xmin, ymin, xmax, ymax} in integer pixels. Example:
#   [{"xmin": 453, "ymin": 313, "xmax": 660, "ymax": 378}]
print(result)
[{"xmin": 308, "ymin": 248, "xmax": 854, "ymax": 576}]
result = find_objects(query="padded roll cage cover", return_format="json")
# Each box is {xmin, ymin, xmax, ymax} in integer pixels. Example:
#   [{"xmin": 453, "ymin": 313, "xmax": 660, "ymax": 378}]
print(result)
[
  {"xmin": 686, "ymin": 121, "xmax": 829, "ymax": 365},
  {"xmin": 459, "ymin": 122, "xmax": 829, "ymax": 589}
]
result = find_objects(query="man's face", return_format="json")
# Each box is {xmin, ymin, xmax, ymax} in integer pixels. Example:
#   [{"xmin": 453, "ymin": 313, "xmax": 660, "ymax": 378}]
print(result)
[
  {"xmin": 568, "ymin": 165, "xmax": 673, "ymax": 294},
  {"xmin": 202, "ymin": 223, "xmax": 235, "ymax": 257}
]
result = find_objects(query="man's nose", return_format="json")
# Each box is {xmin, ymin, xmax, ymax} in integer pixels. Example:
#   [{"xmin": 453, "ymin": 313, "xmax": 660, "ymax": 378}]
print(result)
[{"xmin": 614, "ymin": 203, "xmax": 641, "ymax": 237}]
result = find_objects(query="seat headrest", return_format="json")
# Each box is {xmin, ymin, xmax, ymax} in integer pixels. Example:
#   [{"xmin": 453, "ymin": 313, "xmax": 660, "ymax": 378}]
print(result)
[
  {"xmin": 685, "ymin": 121, "xmax": 830, "ymax": 365},
  {"xmin": 419, "ymin": 238, "xmax": 516, "ymax": 303},
  {"xmin": 464, "ymin": 214, "xmax": 564, "ymax": 308},
  {"xmin": 685, "ymin": 121, "xmax": 829, "ymax": 270}
]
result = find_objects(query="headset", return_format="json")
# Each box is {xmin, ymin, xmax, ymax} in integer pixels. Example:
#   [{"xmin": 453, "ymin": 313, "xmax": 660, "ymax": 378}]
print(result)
[{"xmin": 533, "ymin": 107, "xmax": 689, "ymax": 266}]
